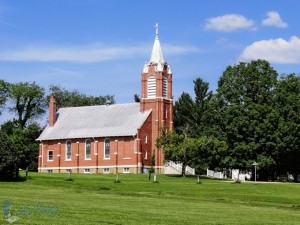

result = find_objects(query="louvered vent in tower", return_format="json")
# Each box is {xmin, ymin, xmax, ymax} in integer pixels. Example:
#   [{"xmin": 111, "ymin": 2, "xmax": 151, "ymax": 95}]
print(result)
[
  {"xmin": 148, "ymin": 76, "xmax": 156, "ymax": 98},
  {"xmin": 163, "ymin": 76, "xmax": 168, "ymax": 98}
]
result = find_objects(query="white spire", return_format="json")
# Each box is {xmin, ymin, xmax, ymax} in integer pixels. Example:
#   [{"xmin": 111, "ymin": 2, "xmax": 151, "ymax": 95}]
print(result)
[{"xmin": 150, "ymin": 23, "xmax": 165, "ymax": 64}]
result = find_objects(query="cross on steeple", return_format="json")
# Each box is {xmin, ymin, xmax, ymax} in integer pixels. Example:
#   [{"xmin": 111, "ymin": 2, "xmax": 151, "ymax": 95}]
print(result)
[
  {"xmin": 150, "ymin": 23, "xmax": 164, "ymax": 63},
  {"xmin": 155, "ymin": 23, "xmax": 159, "ymax": 38}
]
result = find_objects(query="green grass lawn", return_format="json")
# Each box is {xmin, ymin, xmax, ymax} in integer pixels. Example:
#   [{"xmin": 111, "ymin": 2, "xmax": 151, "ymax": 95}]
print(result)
[{"xmin": 1, "ymin": 172, "xmax": 300, "ymax": 225}]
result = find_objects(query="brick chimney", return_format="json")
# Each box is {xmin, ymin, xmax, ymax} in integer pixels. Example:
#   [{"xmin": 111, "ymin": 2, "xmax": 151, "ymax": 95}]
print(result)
[{"xmin": 49, "ymin": 95, "xmax": 56, "ymax": 126}]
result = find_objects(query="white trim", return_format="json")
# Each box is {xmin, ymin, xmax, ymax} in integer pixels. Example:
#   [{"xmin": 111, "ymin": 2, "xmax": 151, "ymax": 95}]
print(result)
[
  {"xmin": 163, "ymin": 76, "xmax": 168, "ymax": 98},
  {"xmin": 66, "ymin": 140, "xmax": 72, "ymax": 161},
  {"xmin": 133, "ymin": 139, "xmax": 136, "ymax": 154},
  {"xmin": 85, "ymin": 139, "xmax": 91, "ymax": 160},
  {"xmin": 41, "ymin": 142, "xmax": 44, "ymax": 168},
  {"xmin": 84, "ymin": 168, "xmax": 91, "ymax": 174},
  {"xmin": 39, "ymin": 164, "xmax": 138, "ymax": 171},
  {"xmin": 104, "ymin": 138, "xmax": 110, "ymax": 159},
  {"xmin": 123, "ymin": 167, "xmax": 130, "ymax": 173},
  {"xmin": 103, "ymin": 168, "xmax": 110, "ymax": 174},
  {"xmin": 94, "ymin": 140, "xmax": 98, "ymax": 155},
  {"xmin": 48, "ymin": 150, "xmax": 54, "ymax": 161},
  {"xmin": 123, "ymin": 157, "xmax": 131, "ymax": 160},
  {"xmin": 147, "ymin": 75, "xmax": 156, "ymax": 98}
]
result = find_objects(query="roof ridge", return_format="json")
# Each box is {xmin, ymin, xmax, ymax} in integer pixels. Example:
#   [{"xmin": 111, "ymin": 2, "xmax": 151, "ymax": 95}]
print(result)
[{"xmin": 59, "ymin": 102, "xmax": 139, "ymax": 110}]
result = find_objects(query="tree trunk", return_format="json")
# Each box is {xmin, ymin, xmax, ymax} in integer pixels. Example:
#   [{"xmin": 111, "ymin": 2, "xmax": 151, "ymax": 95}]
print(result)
[{"xmin": 182, "ymin": 163, "xmax": 186, "ymax": 177}]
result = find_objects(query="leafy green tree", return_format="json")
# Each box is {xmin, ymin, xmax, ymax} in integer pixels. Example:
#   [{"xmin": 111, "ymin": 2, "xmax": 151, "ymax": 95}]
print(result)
[
  {"xmin": 216, "ymin": 60, "xmax": 278, "ymax": 179},
  {"xmin": 191, "ymin": 137, "xmax": 227, "ymax": 174},
  {"xmin": 0, "ymin": 131, "xmax": 19, "ymax": 180},
  {"xmin": 274, "ymin": 74, "xmax": 300, "ymax": 177},
  {"xmin": 174, "ymin": 78, "xmax": 213, "ymax": 137},
  {"xmin": 1, "ymin": 121, "xmax": 42, "ymax": 171},
  {"xmin": 0, "ymin": 80, "xmax": 9, "ymax": 115},
  {"xmin": 49, "ymin": 85, "xmax": 115, "ymax": 109},
  {"xmin": 156, "ymin": 129, "xmax": 186, "ymax": 176},
  {"xmin": 156, "ymin": 128, "xmax": 227, "ymax": 175},
  {"xmin": 193, "ymin": 78, "xmax": 213, "ymax": 134},
  {"xmin": 173, "ymin": 92, "xmax": 195, "ymax": 136},
  {"xmin": 7, "ymin": 82, "xmax": 47, "ymax": 129},
  {"xmin": 0, "ymin": 120, "xmax": 18, "ymax": 136}
]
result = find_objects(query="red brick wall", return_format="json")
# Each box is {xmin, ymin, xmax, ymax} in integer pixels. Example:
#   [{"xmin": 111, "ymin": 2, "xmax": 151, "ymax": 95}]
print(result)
[
  {"xmin": 138, "ymin": 111, "xmax": 153, "ymax": 167},
  {"xmin": 140, "ymin": 63, "xmax": 173, "ymax": 172},
  {"xmin": 39, "ymin": 136, "xmax": 142, "ymax": 173}
]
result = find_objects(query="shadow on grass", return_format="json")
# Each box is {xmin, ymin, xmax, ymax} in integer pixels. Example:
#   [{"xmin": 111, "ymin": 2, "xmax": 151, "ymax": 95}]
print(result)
[
  {"xmin": 66, "ymin": 178, "xmax": 74, "ymax": 181},
  {"xmin": 0, "ymin": 175, "xmax": 27, "ymax": 182},
  {"xmin": 165, "ymin": 174, "xmax": 221, "ymax": 180}
]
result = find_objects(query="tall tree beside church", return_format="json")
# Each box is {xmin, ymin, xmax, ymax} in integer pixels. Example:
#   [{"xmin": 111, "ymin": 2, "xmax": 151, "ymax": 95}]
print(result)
[
  {"xmin": 173, "ymin": 92, "xmax": 195, "ymax": 136},
  {"xmin": 274, "ymin": 74, "xmax": 300, "ymax": 177},
  {"xmin": 216, "ymin": 60, "xmax": 278, "ymax": 178},
  {"xmin": 193, "ymin": 78, "xmax": 213, "ymax": 136},
  {"xmin": 7, "ymin": 82, "xmax": 47, "ymax": 130},
  {"xmin": 49, "ymin": 85, "xmax": 115, "ymax": 109},
  {"xmin": 0, "ymin": 80, "xmax": 9, "ymax": 115},
  {"xmin": 173, "ymin": 78, "xmax": 213, "ymax": 137},
  {"xmin": 2, "ymin": 81, "xmax": 46, "ymax": 171}
]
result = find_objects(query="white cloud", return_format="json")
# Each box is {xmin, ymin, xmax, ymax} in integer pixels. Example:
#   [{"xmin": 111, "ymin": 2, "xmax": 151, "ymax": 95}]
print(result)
[
  {"xmin": 262, "ymin": 11, "xmax": 288, "ymax": 28},
  {"xmin": 204, "ymin": 14, "xmax": 256, "ymax": 32},
  {"xmin": 47, "ymin": 67, "xmax": 81, "ymax": 77},
  {"xmin": 163, "ymin": 44, "xmax": 199, "ymax": 55},
  {"xmin": 0, "ymin": 43, "xmax": 199, "ymax": 63},
  {"xmin": 239, "ymin": 36, "xmax": 300, "ymax": 64}
]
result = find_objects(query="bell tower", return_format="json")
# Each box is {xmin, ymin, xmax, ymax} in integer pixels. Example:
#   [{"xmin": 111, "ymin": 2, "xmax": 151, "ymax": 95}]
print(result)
[{"xmin": 140, "ymin": 24, "xmax": 173, "ymax": 173}]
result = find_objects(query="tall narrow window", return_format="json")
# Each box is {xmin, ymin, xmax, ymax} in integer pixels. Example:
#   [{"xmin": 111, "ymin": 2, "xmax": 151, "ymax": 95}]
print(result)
[
  {"xmin": 66, "ymin": 140, "xmax": 72, "ymax": 160},
  {"xmin": 145, "ymin": 135, "xmax": 148, "ymax": 144},
  {"xmin": 85, "ymin": 139, "xmax": 91, "ymax": 160},
  {"xmin": 163, "ymin": 76, "xmax": 168, "ymax": 98},
  {"xmin": 147, "ymin": 76, "xmax": 156, "ymax": 98},
  {"xmin": 104, "ymin": 139, "xmax": 110, "ymax": 159},
  {"xmin": 48, "ymin": 150, "xmax": 53, "ymax": 161}
]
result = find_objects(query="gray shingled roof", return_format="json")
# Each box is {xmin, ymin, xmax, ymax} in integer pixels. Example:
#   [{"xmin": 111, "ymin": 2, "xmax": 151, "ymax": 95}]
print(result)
[{"xmin": 37, "ymin": 103, "xmax": 151, "ymax": 141}]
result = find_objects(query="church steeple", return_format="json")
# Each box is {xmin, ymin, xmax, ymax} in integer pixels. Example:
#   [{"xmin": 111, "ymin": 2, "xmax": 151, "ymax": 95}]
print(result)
[
  {"xmin": 150, "ymin": 23, "xmax": 165, "ymax": 64},
  {"xmin": 141, "ymin": 23, "xmax": 172, "ymax": 100},
  {"xmin": 140, "ymin": 23, "xmax": 173, "ymax": 174}
]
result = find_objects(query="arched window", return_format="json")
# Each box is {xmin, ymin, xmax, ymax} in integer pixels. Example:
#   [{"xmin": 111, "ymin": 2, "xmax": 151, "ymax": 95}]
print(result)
[
  {"xmin": 66, "ymin": 140, "xmax": 72, "ymax": 160},
  {"xmin": 85, "ymin": 139, "xmax": 91, "ymax": 160},
  {"xmin": 147, "ymin": 76, "xmax": 156, "ymax": 98},
  {"xmin": 163, "ymin": 76, "xmax": 168, "ymax": 98},
  {"xmin": 104, "ymin": 138, "xmax": 110, "ymax": 159}
]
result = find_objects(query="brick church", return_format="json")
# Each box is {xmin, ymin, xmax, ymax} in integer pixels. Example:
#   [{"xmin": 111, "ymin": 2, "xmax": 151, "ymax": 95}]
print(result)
[{"xmin": 37, "ymin": 24, "xmax": 173, "ymax": 174}]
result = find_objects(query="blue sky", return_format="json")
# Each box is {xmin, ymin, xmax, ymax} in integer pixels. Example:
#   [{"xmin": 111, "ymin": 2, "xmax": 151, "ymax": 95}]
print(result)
[{"xmin": 0, "ymin": 0, "xmax": 299, "ymax": 123}]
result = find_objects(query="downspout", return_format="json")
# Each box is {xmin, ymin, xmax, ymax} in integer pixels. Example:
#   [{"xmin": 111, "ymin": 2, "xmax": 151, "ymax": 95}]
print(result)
[
  {"xmin": 40, "ymin": 141, "xmax": 43, "ymax": 172},
  {"xmin": 93, "ymin": 137, "xmax": 98, "ymax": 173}
]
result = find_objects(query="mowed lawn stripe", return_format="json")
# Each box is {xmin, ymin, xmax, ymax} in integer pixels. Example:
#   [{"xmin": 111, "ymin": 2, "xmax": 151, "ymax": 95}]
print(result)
[{"xmin": 1, "ymin": 173, "xmax": 300, "ymax": 224}]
